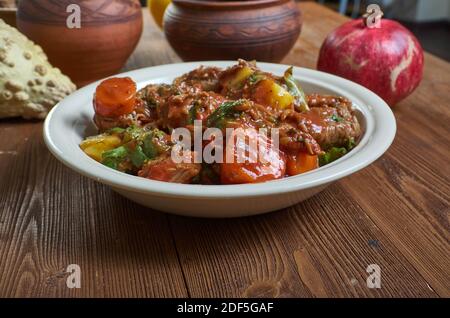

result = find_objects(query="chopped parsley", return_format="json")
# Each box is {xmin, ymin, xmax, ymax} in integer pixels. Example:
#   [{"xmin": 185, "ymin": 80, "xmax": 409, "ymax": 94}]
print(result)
[
  {"xmin": 128, "ymin": 144, "xmax": 147, "ymax": 167},
  {"xmin": 347, "ymin": 138, "xmax": 356, "ymax": 150},
  {"xmin": 188, "ymin": 101, "xmax": 199, "ymax": 125},
  {"xmin": 102, "ymin": 146, "xmax": 128, "ymax": 170},
  {"xmin": 248, "ymin": 73, "xmax": 265, "ymax": 85},
  {"xmin": 142, "ymin": 133, "xmax": 159, "ymax": 159},
  {"xmin": 319, "ymin": 147, "xmax": 347, "ymax": 166},
  {"xmin": 107, "ymin": 127, "xmax": 126, "ymax": 134},
  {"xmin": 206, "ymin": 100, "xmax": 245, "ymax": 129},
  {"xmin": 101, "ymin": 127, "xmax": 167, "ymax": 170},
  {"xmin": 319, "ymin": 138, "xmax": 356, "ymax": 166},
  {"xmin": 331, "ymin": 114, "xmax": 344, "ymax": 122}
]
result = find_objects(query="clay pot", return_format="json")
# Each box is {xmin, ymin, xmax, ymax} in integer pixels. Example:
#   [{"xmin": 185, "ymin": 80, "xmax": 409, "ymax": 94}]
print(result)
[
  {"xmin": 164, "ymin": 0, "xmax": 302, "ymax": 62},
  {"xmin": 0, "ymin": 8, "xmax": 16, "ymax": 27},
  {"xmin": 17, "ymin": 0, "xmax": 143, "ymax": 87}
]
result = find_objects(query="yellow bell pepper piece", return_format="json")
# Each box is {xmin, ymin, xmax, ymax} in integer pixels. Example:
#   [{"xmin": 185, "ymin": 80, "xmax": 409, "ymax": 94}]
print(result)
[
  {"xmin": 80, "ymin": 134, "xmax": 122, "ymax": 162},
  {"xmin": 228, "ymin": 66, "xmax": 254, "ymax": 89},
  {"xmin": 253, "ymin": 79, "xmax": 294, "ymax": 110}
]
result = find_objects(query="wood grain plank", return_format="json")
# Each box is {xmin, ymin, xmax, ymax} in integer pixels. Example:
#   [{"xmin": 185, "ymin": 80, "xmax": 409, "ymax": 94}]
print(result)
[
  {"xmin": 339, "ymin": 53, "xmax": 450, "ymax": 296},
  {"xmin": 341, "ymin": 160, "xmax": 449, "ymax": 297},
  {"xmin": 168, "ymin": 183, "xmax": 438, "ymax": 297},
  {"xmin": 0, "ymin": 117, "xmax": 188, "ymax": 298},
  {"xmin": 167, "ymin": 214, "xmax": 313, "ymax": 298}
]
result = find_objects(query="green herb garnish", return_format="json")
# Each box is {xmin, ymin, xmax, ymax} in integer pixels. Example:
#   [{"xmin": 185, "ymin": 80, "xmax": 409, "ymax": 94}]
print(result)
[
  {"xmin": 283, "ymin": 66, "xmax": 309, "ymax": 112},
  {"xmin": 107, "ymin": 127, "xmax": 126, "ymax": 134},
  {"xmin": 319, "ymin": 147, "xmax": 347, "ymax": 166},
  {"xmin": 188, "ymin": 102, "xmax": 199, "ymax": 125},
  {"xmin": 331, "ymin": 114, "xmax": 344, "ymax": 122},
  {"xmin": 248, "ymin": 73, "xmax": 265, "ymax": 85},
  {"xmin": 100, "ymin": 128, "xmax": 168, "ymax": 170},
  {"xmin": 128, "ymin": 144, "xmax": 148, "ymax": 167},
  {"xmin": 319, "ymin": 137, "xmax": 357, "ymax": 166},
  {"xmin": 347, "ymin": 138, "xmax": 356, "ymax": 150},
  {"xmin": 122, "ymin": 125, "xmax": 144, "ymax": 143},
  {"xmin": 142, "ymin": 134, "xmax": 159, "ymax": 159},
  {"xmin": 102, "ymin": 146, "xmax": 128, "ymax": 170},
  {"xmin": 146, "ymin": 97, "xmax": 158, "ymax": 108},
  {"xmin": 206, "ymin": 100, "xmax": 245, "ymax": 129}
]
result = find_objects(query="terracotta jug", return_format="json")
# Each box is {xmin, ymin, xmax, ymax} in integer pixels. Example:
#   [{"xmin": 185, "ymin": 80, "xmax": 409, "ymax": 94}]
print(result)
[
  {"xmin": 164, "ymin": 0, "xmax": 302, "ymax": 62},
  {"xmin": 17, "ymin": 0, "xmax": 143, "ymax": 87}
]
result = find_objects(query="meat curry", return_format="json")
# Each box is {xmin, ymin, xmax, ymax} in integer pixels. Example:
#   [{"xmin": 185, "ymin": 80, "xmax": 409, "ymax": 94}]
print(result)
[{"xmin": 80, "ymin": 60, "xmax": 362, "ymax": 184}]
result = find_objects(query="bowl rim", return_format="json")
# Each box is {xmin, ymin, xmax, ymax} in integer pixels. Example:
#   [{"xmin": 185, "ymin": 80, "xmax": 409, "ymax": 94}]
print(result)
[{"xmin": 43, "ymin": 61, "xmax": 396, "ymax": 199}]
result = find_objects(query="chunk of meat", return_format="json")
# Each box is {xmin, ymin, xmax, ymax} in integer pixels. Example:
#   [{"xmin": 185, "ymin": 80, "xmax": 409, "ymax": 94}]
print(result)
[
  {"xmin": 280, "ymin": 94, "xmax": 361, "ymax": 150},
  {"xmin": 137, "ymin": 84, "xmax": 227, "ymax": 131},
  {"xmin": 93, "ymin": 99, "xmax": 152, "ymax": 132},
  {"xmin": 138, "ymin": 155, "xmax": 201, "ymax": 184},
  {"xmin": 278, "ymin": 122, "xmax": 323, "ymax": 155},
  {"xmin": 173, "ymin": 66, "xmax": 222, "ymax": 93},
  {"xmin": 137, "ymin": 83, "xmax": 174, "ymax": 109},
  {"xmin": 211, "ymin": 99, "xmax": 322, "ymax": 155},
  {"xmin": 307, "ymin": 94, "xmax": 351, "ymax": 108},
  {"xmin": 94, "ymin": 113, "xmax": 134, "ymax": 132},
  {"xmin": 163, "ymin": 91, "xmax": 226, "ymax": 130}
]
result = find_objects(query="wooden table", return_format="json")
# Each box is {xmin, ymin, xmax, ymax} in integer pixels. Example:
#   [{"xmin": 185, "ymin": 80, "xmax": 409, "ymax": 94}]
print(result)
[{"xmin": 0, "ymin": 3, "xmax": 448, "ymax": 298}]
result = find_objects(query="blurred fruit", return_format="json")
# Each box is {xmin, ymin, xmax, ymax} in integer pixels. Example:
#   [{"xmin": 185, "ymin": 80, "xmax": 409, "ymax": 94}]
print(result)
[{"xmin": 148, "ymin": 0, "xmax": 171, "ymax": 28}]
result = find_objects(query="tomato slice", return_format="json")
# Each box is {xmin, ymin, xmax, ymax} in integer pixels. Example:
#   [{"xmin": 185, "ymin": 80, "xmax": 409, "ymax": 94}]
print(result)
[
  {"xmin": 138, "ymin": 156, "xmax": 201, "ymax": 184},
  {"xmin": 94, "ymin": 77, "xmax": 137, "ymax": 117},
  {"xmin": 286, "ymin": 152, "xmax": 318, "ymax": 176},
  {"xmin": 221, "ymin": 129, "xmax": 286, "ymax": 184},
  {"xmin": 139, "ymin": 158, "xmax": 177, "ymax": 182}
]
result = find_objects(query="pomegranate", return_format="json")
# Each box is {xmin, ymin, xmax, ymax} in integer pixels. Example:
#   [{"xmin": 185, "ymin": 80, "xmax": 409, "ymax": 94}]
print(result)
[{"xmin": 317, "ymin": 17, "xmax": 424, "ymax": 106}]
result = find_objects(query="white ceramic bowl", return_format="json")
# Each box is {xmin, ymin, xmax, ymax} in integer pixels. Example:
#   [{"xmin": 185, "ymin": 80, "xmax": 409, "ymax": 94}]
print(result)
[{"xmin": 44, "ymin": 61, "xmax": 396, "ymax": 218}]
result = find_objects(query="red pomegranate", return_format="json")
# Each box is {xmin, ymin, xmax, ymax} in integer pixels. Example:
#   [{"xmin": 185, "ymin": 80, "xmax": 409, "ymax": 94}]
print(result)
[{"xmin": 317, "ymin": 17, "xmax": 424, "ymax": 106}]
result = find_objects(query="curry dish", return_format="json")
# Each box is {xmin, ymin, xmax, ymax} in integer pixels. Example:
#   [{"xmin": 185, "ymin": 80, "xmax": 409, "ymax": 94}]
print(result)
[{"xmin": 80, "ymin": 60, "xmax": 362, "ymax": 184}]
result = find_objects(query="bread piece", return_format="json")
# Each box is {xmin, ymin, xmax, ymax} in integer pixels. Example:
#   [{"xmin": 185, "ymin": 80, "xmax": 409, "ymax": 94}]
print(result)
[{"xmin": 0, "ymin": 19, "xmax": 76, "ymax": 119}]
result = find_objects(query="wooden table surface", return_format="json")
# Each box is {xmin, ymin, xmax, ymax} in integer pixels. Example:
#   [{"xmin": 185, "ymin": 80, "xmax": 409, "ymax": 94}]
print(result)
[{"xmin": 0, "ymin": 3, "xmax": 449, "ymax": 298}]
